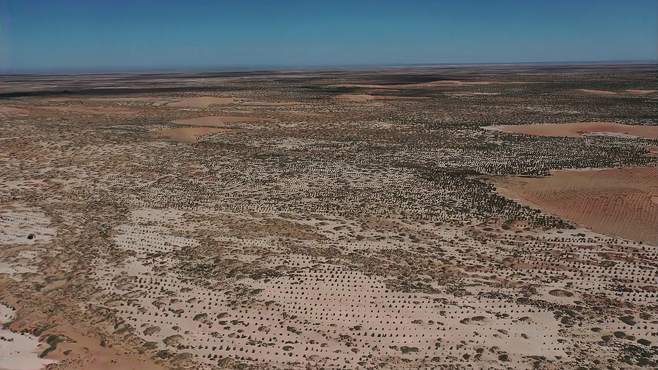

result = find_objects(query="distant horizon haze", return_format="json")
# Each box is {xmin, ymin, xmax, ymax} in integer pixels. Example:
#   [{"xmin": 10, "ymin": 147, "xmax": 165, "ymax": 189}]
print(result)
[{"xmin": 1, "ymin": 60, "xmax": 657, "ymax": 76}]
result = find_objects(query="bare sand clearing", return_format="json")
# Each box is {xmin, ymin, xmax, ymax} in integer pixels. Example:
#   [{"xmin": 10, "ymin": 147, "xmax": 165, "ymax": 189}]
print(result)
[
  {"xmin": 0, "ymin": 304, "xmax": 56, "ymax": 370},
  {"xmin": 648, "ymin": 146, "xmax": 658, "ymax": 157},
  {"xmin": 0, "ymin": 106, "xmax": 30, "ymax": 118},
  {"xmin": 493, "ymin": 167, "xmax": 658, "ymax": 245},
  {"xmin": 166, "ymin": 96, "xmax": 236, "ymax": 108},
  {"xmin": 333, "ymin": 80, "xmax": 505, "ymax": 90},
  {"xmin": 36, "ymin": 105, "xmax": 136, "ymax": 116},
  {"xmin": 335, "ymin": 93, "xmax": 378, "ymax": 102},
  {"xmin": 173, "ymin": 115, "xmax": 267, "ymax": 127},
  {"xmin": 449, "ymin": 92, "xmax": 500, "ymax": 97},
  {"xmin": 85, "ymin": 97, "xmax": 172, "ymax": 106},
  {"xmin": 577, "ymin": 89, "xmax": 617, "ymax": 95},
  {"xmin": 485, "ymin": 122, "xmax": 658, "ymax": 140},
  {"xmin": 578, "ymin": 89, "xmax": 656, "ymax": 96},
  {"xmin": 66, "ymin": 96, "xmax": 235, "ymax": 108},
  {"xmin": 335, "ymin": 93, "xmax": 430, "ymax": 102},
  {"xmin": 157, "ymin": 114, "xmax": 269, "ymax": 142},
  {"xmin": 626, "ymin": 89, "xmax": 657, "ymax": 95},
  {"xmin": 157, "ymin": 127, "xmax": 225, "ymax": 143}
]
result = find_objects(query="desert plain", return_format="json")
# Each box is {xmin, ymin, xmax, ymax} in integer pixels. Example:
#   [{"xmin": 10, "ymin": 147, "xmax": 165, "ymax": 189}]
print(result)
[{"xmin": 0, "ymin": 64, "xmax": 657, "ymax": 369}]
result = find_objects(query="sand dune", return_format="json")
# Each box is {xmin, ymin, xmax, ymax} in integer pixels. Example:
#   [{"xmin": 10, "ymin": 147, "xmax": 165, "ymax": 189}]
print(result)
[{"xmin": 493, "ymin": 167, "xmax": 658, "ymax": 245}]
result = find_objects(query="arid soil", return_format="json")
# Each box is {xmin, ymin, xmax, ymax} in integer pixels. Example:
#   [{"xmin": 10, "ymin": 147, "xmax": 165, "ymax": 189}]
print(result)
[
  {"xmin": 156, "ymin": 127, "xmax": 227, "ymax": 143},
  {"xmin": 173, "ymin": 115, "xmax": 268, "ymax": 127},
  {"xmin": 0, "ymin": 64, "xmax": 657, "ymax": 370},
  {"xmin": 493, "ymin": 167, "xmax": 658, "ymax": 245},
  {"xmin": 486, "ymin": 122, "xmax": 658, "ymax": 139}
]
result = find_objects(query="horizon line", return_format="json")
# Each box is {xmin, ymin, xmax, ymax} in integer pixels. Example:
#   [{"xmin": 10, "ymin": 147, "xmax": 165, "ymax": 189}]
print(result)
[{"xmin": 1, "ymin": 59, "xmax": 656, "ymax": 76}]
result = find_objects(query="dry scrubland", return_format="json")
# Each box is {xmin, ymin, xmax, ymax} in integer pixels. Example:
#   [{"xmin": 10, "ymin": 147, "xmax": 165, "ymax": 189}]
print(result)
[{"xmin": 0, "ymin": 64, "xmax": 657, "ymax": 369}]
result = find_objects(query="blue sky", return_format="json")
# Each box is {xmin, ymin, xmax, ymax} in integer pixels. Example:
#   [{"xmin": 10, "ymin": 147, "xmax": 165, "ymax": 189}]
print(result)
[{"xmin": 0, "ymin": 0, "xmax": 656, "ymax": 72}]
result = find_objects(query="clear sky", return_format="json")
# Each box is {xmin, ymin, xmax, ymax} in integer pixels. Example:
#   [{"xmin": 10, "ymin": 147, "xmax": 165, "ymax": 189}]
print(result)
[{"xmin": 0, "ymin": 0, "xmax": 656, "ymax": 72}]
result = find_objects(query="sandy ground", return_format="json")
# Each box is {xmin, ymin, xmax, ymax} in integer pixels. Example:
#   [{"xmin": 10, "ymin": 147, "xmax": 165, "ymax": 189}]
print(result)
[
  {"xmin": 333, "ymin": 80, "xmax": 506, "ymax": 89},
  {"xmin": 1, "ymin": 66, "xmax": 657, "ymax": 369},
  {"xmin": 626, "ymin": 89, "xmax": 657, "ymax": 95},
  {"xmin": 335, "ymin": 94, "xmax": 430, "ymax": 102},
  {"xmin": 448, "ymin": 92, "xmax": 500, "ymax": 97},
  {"xmin": 577, "ymin": 89, "xmax": 657, "ymax": 96},
  {"xmin": 35, "ymin": 105, "xmax": 137, "ymax": 116},
  {"xmin": 0, "ymin": 106, "xmax": 30, "ymax": 118},
  {"xmin": 157, "ymin": 127, "xmax": 226, "ymax": 143},
  {"xmin": 0, "ymin": 304, "xmax": 56, "ymax": 370},
  {"xmin": 577, "ymin": 89, "xmax": 617, "ymax": 95},
  {"xmin": 165, "ymin": 96, "xmax": 236, "ymax": 108},
  {"xmin": 172, "ymin": 115, "xmax": 268, "ymax": 127},
  {"xmin": 335, "ymin": 94, "xmax": 379, "ymax": 102},
  {"xmin": 493, "ymin": 167, "xmax": 658, "ymax": 245},
  {"xmin": 485, "ymin": 122, "xmax": 658, "ymax": 140}
]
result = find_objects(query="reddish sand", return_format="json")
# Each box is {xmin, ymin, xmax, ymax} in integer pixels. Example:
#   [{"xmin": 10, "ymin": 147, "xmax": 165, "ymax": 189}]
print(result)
[
  {"xmin": 335, "ymin": 93, "xmax": 430, "ymax": 102},
  {"xmin": 626, "ymin": 89, "xmax": 657, "ymax": 95},
  {"xmin": 173, "ymin": 115, "xmax": 267, "ymax": 127},
  {"xmin": 333, "ymin": 80, "xmax": 509, "ymax": 89},
  {"xmin": 335, "ymin": 94, "xmax": 378, "ymax": 102},
  {"xmin": 577, "ymin": 89, "xmax": 656, "ymax": 96},
  {"xmin": 493, "ymin": 167, "xmax": 658, "ymax": 245},
  {"xmin": 0, "ymin": 106, "xmax": 30, "ymax": 117},
  {"xmin": 486, "ymin": 122, "xmax": 658, "ymax": 140},
  {"xmin": 157, "ymin": 127, "xmax": 225, "ymax": 143},
  {"xmin": 577, "ymin": 89, "xmax": 617, "ymax": 95},
  {"xmin": 166, "ymin": 96, "xmax": 235, "ymax": 108},
  {"xmin": 648, "ymin": 146, "xmax": 658, "ymax": 157},
  {"xmin": 36, "ymin": 105, "xmax": 136, "ymax": 116}
]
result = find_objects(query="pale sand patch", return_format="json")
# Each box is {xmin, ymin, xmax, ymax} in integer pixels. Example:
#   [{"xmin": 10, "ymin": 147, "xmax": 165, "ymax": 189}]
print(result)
[
  {"xmin": 34, "ymin": 320, "xmax": 166, "ymax": 370},
  {"xmin": 626, "ymin": 89, "xmax": 657, "ymax": 95},
  {"xmin": 157, "ymin": 127, "xmax": 225, "ymax": 143},
  {"xmin": 648, "ymin": 146, "xmax": 658, "ymax": 157},
  {"xmin": 485, "ymin": 122, "xmax": 658, "ymax": 140},
  {"xmin": 449, "ymin": 92, "xmax": 500, "ymax": 97},
  {"xmin": 0, "ymin": 106, "xmax": 30, "ymax": 117},
  {"xmin": 86, "ymin": 97, "xmax": 171, "ymax": 106},
  {"xmin": 577, "ymin": 89, "xmax": 617, "ymax": 95},
  {"xmin": 335, "ymin": 93, "xmax": 430, "ymax": 102},
  {"xmin": 36, "ymin": 105, "xmax": 136, "ymax": 116},
  {"xmin": 335, "ymin": 93, "xmax": 377, "ymax": 102},
  {"xmin": 0, "ymin": 304, "xmax": 56, "ymax": 370},
  {"xmin": 332, "ymin": 80, "xmax": 507, "ymax": 89},
  {"xmin": 166, "ymin": 96, "xmax": 235, "ymax": 108},
  {"xmin": 492, "ymin": 167, "xmax": 658, "ymax": 245},
  {"xmin": 408, "ymin": 80, "xmax": 495, "ymax": 88},
  {"xmin": 242, "ymin": 101, "xmax": 300, "ymax": 107},
  {"xmin": 0, "ymin": 205, "xmax": 55, "ymax": 245},
  {"xmin": 173, "ymin": 115, "xmax": 268, "ymax": 127}
]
